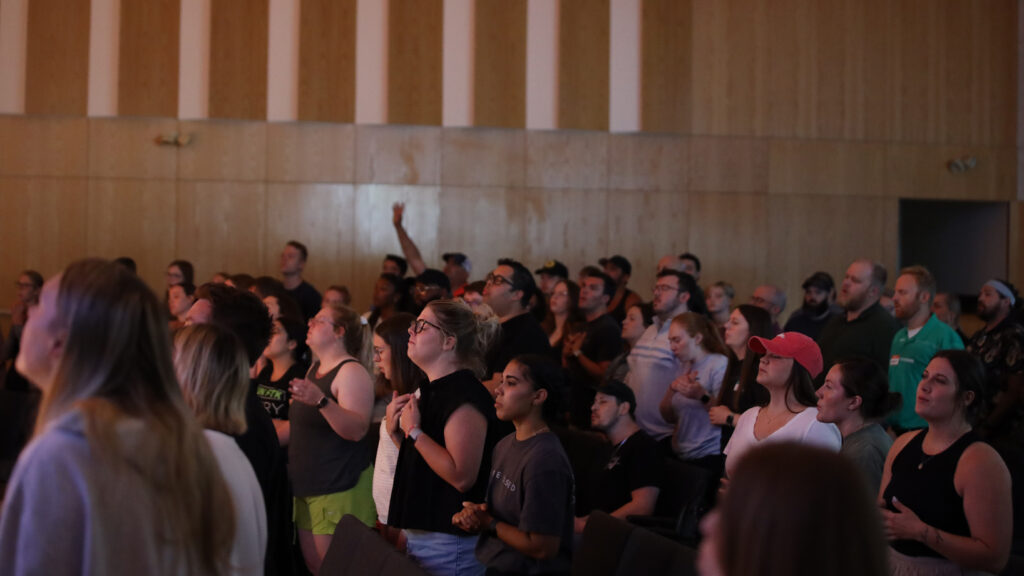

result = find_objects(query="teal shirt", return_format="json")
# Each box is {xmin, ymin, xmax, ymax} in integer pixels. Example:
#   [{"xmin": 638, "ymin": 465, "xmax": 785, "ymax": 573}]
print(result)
[{"xmin": 887, "ymin": 314, "xmax": 964, "ymax": 430}]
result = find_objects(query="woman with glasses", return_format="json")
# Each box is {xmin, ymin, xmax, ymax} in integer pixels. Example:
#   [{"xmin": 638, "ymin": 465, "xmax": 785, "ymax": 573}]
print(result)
[
  {"xmin": 287, "ymin": 304, "xmax": 376, "ymax": 575},
  {"xmin": 723, "ymin": 332, "xmax": 841, "ymax": 480},
  {"xmin": 386, "ymin": 300, "xmax": 502, "ymax": 576},
  {"xmin": 0, "ymin": 259, "xmax": 235, "ymax": 574}
]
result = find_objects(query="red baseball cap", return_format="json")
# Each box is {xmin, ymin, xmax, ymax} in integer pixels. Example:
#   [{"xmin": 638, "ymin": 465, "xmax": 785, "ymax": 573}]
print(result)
[{"xmin": 748, "ymin": 332, "xmax": 823, "ymax": 379}]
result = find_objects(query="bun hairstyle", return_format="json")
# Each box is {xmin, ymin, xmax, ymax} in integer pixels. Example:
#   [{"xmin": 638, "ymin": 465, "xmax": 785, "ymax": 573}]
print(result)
[
  {"xmin": 427, "ymin": 299, "xmax": 501, "ymax": 379},
  {"xmin": 834, "ymin": 358, "xmax": 901, "ymax": 420},
  {"xmin": 508, "ymin": 354, "xmax": 565, "ymax": 424},
  {"xmin": 324, "ymin": 303, "xmax": 373, "ymax": 372},
  {"xmin": 670, "ymin": 312, "xmax": 729, "ymax": 357}
]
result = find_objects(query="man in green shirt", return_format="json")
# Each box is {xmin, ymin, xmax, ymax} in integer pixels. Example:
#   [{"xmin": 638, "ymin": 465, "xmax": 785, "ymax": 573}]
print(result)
[{"xmin": 887, "ymin": 266, "xmax": 964, "ymax": 432}]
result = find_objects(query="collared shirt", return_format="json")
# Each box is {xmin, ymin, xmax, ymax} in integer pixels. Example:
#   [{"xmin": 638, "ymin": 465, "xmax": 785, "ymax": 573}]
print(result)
[
  {"xmin": 887, "ymin": 314, "xmax": 964, "ymax": 430},
  {"xmin": 625, "ymin": 317, "xmax": 682, "ymax": 440}
]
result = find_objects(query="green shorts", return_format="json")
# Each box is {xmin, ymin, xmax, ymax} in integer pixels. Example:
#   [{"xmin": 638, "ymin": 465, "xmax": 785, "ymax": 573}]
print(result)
[{"xmin": 293, "ymin": 465, "xmax": 376, "ymax": 535}]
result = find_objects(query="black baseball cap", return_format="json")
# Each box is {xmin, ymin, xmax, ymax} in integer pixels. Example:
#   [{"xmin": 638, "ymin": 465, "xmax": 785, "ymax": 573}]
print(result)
[
  {"xmin": 535, "ymin": 260, "xmax": 569, "ymax": 278},
  {"xmin": 416, "ymin": 269, "xmax": 451, "ymax": 292},
  {"xmin": 599, "ymin": 255, "xmax": 632, "ymax": 276},
  {"xmin": 802, "ymin": 271, "xmax": 835, "ymax": 293}
]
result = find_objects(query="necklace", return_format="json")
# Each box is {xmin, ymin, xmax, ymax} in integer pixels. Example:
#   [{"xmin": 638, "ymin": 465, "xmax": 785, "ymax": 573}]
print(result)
[{"xmin": 519, "ymin": 426, "xmax": 550, "ymax": 441}]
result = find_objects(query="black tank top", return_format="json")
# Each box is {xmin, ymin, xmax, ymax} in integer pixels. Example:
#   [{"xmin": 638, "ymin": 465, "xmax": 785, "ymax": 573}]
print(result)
[
  {"xmin": 882, "ymin": 429, "xmax": 977, "ymax": 558},
  {"xmin": 288, "ymin": 359, "xmax": 372, "ymax": 497}
]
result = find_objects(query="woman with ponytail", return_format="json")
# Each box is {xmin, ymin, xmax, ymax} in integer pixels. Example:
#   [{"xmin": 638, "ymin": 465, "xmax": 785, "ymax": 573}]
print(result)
[
  {"xmin": 387, "ymin": 300, "xmax": 502, "ymax": 576},
  {"xmin": 0, "ymin": 259, "xmax": 235, "ymax": 575},
  {"xmin": 287, "ymin": 303, "xmax": 376, "ymax": 575},
  {"xmin": 815, "ymin": 358, "xmax": 901, "ymax": 495}
]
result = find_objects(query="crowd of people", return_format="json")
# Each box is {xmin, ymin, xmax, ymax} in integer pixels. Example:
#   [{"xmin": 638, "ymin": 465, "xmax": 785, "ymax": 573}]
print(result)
[{"xmin": 0, "ymin": 204, "xmax": 1021, "ymax": 576}]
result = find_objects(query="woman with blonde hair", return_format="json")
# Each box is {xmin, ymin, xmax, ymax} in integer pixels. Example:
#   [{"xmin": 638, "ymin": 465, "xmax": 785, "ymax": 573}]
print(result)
[
  {"xmin": 387, "ymin": 299, "xmax": 502, "ymax": 576},
  {"xmin": 287, "ymin": 303, "xmax": 376, "ymax": 575},
  {"xmin": 0, "ymin": 259, "xmax": 235, "ymax": 575},
  {"xmin": 174, "ymin": 324, "xmax": 268, "ymax": 575}
]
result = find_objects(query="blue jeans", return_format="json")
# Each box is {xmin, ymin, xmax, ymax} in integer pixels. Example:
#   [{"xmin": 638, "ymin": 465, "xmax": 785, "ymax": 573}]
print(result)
[{"xmin": 404, "ymin": 530, "xmax": 485, "ymax": 576}]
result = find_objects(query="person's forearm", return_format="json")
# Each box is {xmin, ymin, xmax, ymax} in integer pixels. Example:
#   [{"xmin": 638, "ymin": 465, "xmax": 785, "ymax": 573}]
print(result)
[
  {"xmin": 320, "ymin": 400, "xmax": 370, "ymax": 441},
  {"xmin": 575, "ymin": 353, "xmax": 608, "ymax": 379},
  {"xmin": 913, "ymin": 524, "xmax": 1006, "ymax": 573},
  {"xmin": 272, "ymin": 419, "xmax": 290, "ymax": 445},
  {"xmin": 492, "ymin": 521, "xmax": 560, "ymax": 560},
  {"xmin": 393, "ymin": 223, "xmax": 426, "ymax": 275},
  {"xmin": 412, "ymin": 432, "xmax": 477, "ymax": 492}
]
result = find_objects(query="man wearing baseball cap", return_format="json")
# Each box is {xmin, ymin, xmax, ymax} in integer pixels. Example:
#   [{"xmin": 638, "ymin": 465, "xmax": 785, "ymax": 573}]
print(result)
[
  {"xmin": 784, "ymin": 271, "xmax": 840, "ymax": 340},
  {"xmin": 534, "ymin": 260, "xmax": 569, "ymax": 298},
  {"xmin": 600, "ymin": 255, "xmax": 642, "ymax": 325},
  {"xmin": 967, "ymin": 278, "xmax": 1024, "ymax": 439}
]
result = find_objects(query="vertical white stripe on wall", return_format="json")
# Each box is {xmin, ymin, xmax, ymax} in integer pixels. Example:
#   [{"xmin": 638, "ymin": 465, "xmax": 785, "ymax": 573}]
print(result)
[
  {"xmin": 0, "ymin": 0, "xmax": 28, "ymax": 113},
  {"xmin": 355, "ymin": 0, "xmax": 388, "ymax": 124},
  {"xmin": 609, "ymin": 0, "xmax": 640, "ymax": 132},
  {"xmin": 267, "ymin": 0, "xmax": 300, "ymax": 121},
  {"xmin": 87, "ymin": 0, "xmax": 120, "ymax": 116},
  {"xmin": 179, "ymin": 0, "xmax": 211, "ymax": 119},
  {"xmin": 442, "ymin": 0, "xmax": 474, "ymax": 126},
  {"xmin": 526, "ymin": 0, "xmax": 558, "ymax": 130}
]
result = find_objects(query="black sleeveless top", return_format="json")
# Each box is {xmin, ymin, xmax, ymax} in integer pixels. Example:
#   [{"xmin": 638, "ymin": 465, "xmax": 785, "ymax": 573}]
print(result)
[
  {"xmin": 288, "ymin": 359, "xmax": 372, "ymax": 497},
  {"xmin": 882, "ymin": 429, "xmax": 978, "ymax": 557},
  {"xmin": 388, "ymin": 369, "xmax": 501, "ymax": 533}
]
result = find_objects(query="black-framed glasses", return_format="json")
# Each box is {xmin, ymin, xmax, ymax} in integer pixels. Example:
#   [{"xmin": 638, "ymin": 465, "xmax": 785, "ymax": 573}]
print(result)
[
  {"xmin": 652, "ymin": 283, "xmax": 680, "ymax": 294},
  {"xmin": 485, "ymin": 273, "xmax": 513, "ymax": 287},
  {"xmin": 411, "ymin": 318, "xmax": 445, "ymax": 335}
]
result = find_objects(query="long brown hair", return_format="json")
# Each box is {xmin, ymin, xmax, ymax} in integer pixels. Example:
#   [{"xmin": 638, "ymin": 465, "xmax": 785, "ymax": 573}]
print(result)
[
  {"xmin": 374, "ymin": 313, "xmax": 426, "ymax": 395},
  {"xmin": 717, "ymin": 443, "xmax": 887, "ymax": 576},
  {"xmin": 719, "ymin": 305, "xmax": 772, "ymax": 411},
  {"xmin": 36, "ymin": 259, "xmax": 234, "ymax": 574}
]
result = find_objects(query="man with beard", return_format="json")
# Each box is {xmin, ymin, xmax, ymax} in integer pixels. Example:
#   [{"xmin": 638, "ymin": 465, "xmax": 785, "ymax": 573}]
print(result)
[
  {"xmin": 482, "ymin": 259, "xmax": 552, "ymax": 395},
  {"xmin": 749, "ymin": 284, "xmax": 787, "ymax": 335},
  {"xmin": 817, "ymin": 259, "xmax": 901, "ymax": 383},
  {"xmin": 886, "ymin": 266, "xmax": 964, "ymax": 433},
  {"xmin": 967, "ymin": 279, "xmax": 1024, "ymax": 439},
  {"xmin": 784, "ymin": 272, "xmax": 840, "ymax": 340}
]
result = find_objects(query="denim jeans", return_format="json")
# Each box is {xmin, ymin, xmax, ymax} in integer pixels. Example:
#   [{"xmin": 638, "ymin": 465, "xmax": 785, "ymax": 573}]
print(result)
[{"xmin": 404, "ymin": 529, "xmax": 485, "ymax": 576}]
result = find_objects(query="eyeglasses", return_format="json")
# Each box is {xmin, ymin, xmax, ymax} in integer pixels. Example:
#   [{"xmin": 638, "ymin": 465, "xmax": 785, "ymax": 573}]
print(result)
[
  {"xmin": 652, "ymin": 284, "xmax": 680, "ymax": 294},
  {"xmin": 415, "ymin": 284, "xmax": 441, "ymax": 295},
  {"xmin": 372, "ymin": 346, "xmax": 385, "ymax": 357},
  {"xmin": 485, "ymin": 273, "xmax": 513, "ymax": 287},
  {"xmin": 410, "ymin": 318, "xmax": 445, "ymax": 335}
]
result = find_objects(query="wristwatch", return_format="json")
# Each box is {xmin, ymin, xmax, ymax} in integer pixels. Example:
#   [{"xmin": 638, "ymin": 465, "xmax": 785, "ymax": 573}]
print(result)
[
  {"xmin": 700, "ymin": 393, "xmax": 711, "ymax": 405},
  {"xmin": 726, "ymin": 414, "xmax": 735, "ymax": 427},
  {"xmin": 408, "ymin": 427, "xmax": 423, "ymax": 443},
  {"xmin": 315, "ymin": 396, "xmax": 329, "ymax": 410}
]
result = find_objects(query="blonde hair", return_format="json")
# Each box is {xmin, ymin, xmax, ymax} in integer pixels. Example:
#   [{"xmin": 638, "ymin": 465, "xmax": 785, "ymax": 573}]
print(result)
[
  {"xmin": 427, "ymin": 299, "xmax": 501, "ymax": 378},
  {"xmin": 671, "ymin": 312, "xmax": 729, "ymax": 357},
  {"xmin": 324, "ymin": 303, "xmax": 374, "ymax": 372},
  {"xmin": 36, "ymin": 259, "xmax": 234, "ymax": 575},
  {"xmin": 173, "ymin": 324, "xmax": 250, "ymax": 436}
]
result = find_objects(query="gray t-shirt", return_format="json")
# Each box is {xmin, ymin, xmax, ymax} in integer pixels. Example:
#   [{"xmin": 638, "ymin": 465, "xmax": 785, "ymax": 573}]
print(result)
[
  {"xmin": 476, "ymin": 431, "xmax": 575, "ymax": 575},
  {"xmin": 841, "ymin": 422, "xmax": 893, "ymax": 497}
]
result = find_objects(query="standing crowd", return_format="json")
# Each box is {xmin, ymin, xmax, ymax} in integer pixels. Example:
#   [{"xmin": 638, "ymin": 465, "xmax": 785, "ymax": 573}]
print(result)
[{"xmin": 0, "ymin": 202, "xmax": 1020, "ymax": 576}]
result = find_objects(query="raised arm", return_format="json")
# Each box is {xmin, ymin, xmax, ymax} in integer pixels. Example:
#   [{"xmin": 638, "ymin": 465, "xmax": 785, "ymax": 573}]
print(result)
[{"xmin": 392, "ymin": 203, "xmax": 427, "ymax": 275}]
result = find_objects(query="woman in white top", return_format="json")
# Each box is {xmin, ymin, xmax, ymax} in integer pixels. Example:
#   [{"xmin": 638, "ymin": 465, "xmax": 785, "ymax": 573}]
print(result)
[
  {"xmin": 174, "ymin": 324, "xmax": 268, "ymax": 576},
  {"xmin": 724, "ymin": 332, "xmax": 841, "ymax": 479}
]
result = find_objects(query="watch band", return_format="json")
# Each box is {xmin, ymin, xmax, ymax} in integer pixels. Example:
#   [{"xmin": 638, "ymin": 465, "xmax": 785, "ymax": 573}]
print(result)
[
  {"xmin": 726, "ymin": 414, "xmax": 735, "ymax": 427},
  {"xmin": 700, "ymin": 393, "xmax": 711, "ymax": 405},
  {"xmin": 315, "ymin": 396, "xmax": 329, "ymax": 410},
  {"xmin": 409, "ymin": 427, "xmax": 423, "ymax": 443}
]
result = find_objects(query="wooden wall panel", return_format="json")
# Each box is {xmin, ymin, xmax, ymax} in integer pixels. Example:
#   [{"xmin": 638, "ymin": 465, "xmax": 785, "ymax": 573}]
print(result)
[
  {"xmin": 119, "ymin": 0, "xmax": 180, "ymax": 117},
  {"xmin": 641, "ymin": 0, "xmax": 692, "ymax": 134},
  {"xmin": 558, "ymin": 0, "xmax": 609, "ymax": 131},
  {"xmin": 438, "ymin": 186, "xmax": 510, "ymax": 283},
  {"xmin": 687, "ymin": 192, "xmax": 768, "ymax": 302},
  {"xmin": 688, "ymin": 137, "xmax": 768, "ymax": 193},
  {"xmin": 0, "ymin": 117, "xmax": 88, "ymax": 177},
  {"xmin": 442, "ymin": 128, "xmax": 526, "ymax": 188},
  {"xmin": 25, "ymin": 0, "xmax": 91, "ymax": 115},
  {"xmin": 605, "ymin": 190, "xmax": 689, "ymax": 285},
  {"xmin": 209, "ymin": 0, "xmax": 269, "ymax": 120},
  {"xmin": 474, "ymin": 0, "xmax": 526, "ymax": 128},
  {"xmin": 768, "ymin": 140, "xmax": 885, "ymax": 197},
  {"xmin": 354, "ymin": 125, "xmax": 442, "ymax": 185},
  {"xmin": 86, "ymin": 180, "xmax": 178, "ymax": 291},
  {"xmin": 525, "ymin": 131, "xmax": 608, "ymax": 189},
  {"xmin": 387, "ymin": 0, "xmax": 443, "ymax": 126},
  {"xmin": 175, "ymin": 182, "xmax": 266, "ymax": 276},
  {"xmin": 608, "ymin": 134, "xmax": 688, "ymax": 191},
  {"xmin": 883, "ymin": 145, "xmax": 1016, "ymax": 201},
  {"xmin": 178, "ymin": 121, "xmax": 268, "ymax": 181},
  {"xmin": 298, "ymin": 0, "xmax": 357, "ymax": 123},
  {"xmin": 88, "ymin": 118, "xmax": 179, "ymax": 179},
  {"xmin": 267, "ymin": 123, "xmax": 356, "ymax": 183},
  {"xmin": 0, "ymin": 178, "xmax": 89, "ymax": 303},
  {"xmin": 265, "ymin": 183, "xmax": 356, "ymax": 300},
  {"xmin": 510, "ymin": 188, "xmax": 609, "ymax": 275}
]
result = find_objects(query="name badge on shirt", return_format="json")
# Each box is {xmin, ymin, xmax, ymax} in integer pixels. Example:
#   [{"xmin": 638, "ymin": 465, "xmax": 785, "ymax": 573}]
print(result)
[{"xmin": 890, "ymin": 355, "xmax": 900, "ymax": 366}]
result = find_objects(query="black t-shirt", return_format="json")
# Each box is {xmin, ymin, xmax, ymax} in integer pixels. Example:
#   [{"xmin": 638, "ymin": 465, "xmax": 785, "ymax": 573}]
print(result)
[
  {"xmin": 587, "ymin": 430, "xmax": 663, "ymax": 515},
  {"xmin": 476, "ymin": 432, "xmax": 575, "ymax": 575},
  {"xmin": 566, "ymin": 314, "xmax": 624, "ymax": 428},
  {"xmin": 254, "ymin": 362, "xmax": 308, "ymax": 420},
  {"xmin": 286, "ymin": 280, "xmax": 322, "ymax": 322},
  {"xmin": 488, "ymin": 313, "xmax": 553, "ymax": 376},
  {"xmin": 388, "ymin": 369, "xmax": 501, "ymax": 533}
]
